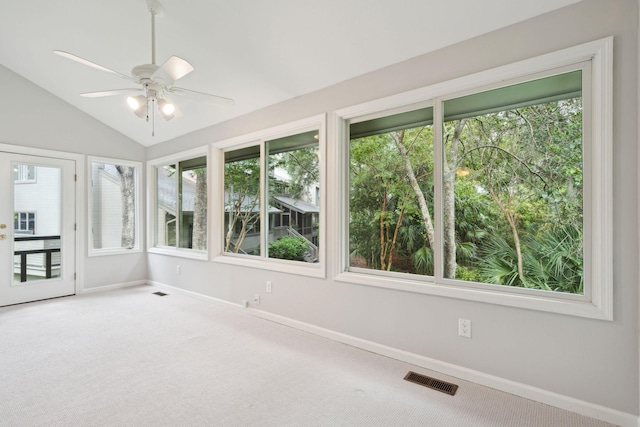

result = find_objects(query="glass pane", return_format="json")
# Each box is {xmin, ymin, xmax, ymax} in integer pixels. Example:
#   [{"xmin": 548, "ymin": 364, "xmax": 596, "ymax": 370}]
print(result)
[
  {"xmin": 349, "ymin": 108, "xmax": 435, "ymax": 275},
  {"xmin": 13, "ymin": 165, "xmax": 36, "ymax": 183},
  {"xmin": 442, "ymin": 71, "xmax": 583, "ymax": 294},
  {"xmin": 224, "ymin": 147, "xmax": 261, "ymax": 256},
  {"xmin": 179, "ymin": 163, "xmax": 207, "ymax": 250},
  {"xmin": 266, "ymin": 130, "xmax": 320, "ymax": 263},
  {"xmin": 13, "ymin": 164, "xmax": 61, "ymax": 283},
  {"xmin": 157, "ymin": 165, "xmax": 177, "ymax": 247},
  {"xmin": 91, "ymin": 162, "xmax": 137, "ymax": 250}
]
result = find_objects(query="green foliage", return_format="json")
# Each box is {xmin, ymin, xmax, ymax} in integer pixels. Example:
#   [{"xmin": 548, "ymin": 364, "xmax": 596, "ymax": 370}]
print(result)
[
  {"xmin": 270, "ymin": 147, "xmax": 319, "ymax": 201},
  {"xmin": 349, "ymin": 95, "xmax": 584, "ymax": 293},
  {"xmin": 268, "ymin": 236, "xmax": 308, "ymax": 261},
  {"xmin": 477, "ymin": 224, "xmax": 583, "ymax": 293},
  {"xmin": 224, "ymin": 157, "xmax": 261, "ymax": 252},
  {"xmin": 455, "ymin": 265, "xmax": 481, "ymax": 282}
]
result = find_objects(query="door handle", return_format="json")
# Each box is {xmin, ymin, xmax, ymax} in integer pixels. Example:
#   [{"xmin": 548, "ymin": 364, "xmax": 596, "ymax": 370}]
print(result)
[
  {"xmin": 0, "ymin": 234, "xmax": 6, "ymax": 240},
  {"xmin": 0, "ymin": 224, "xmax": 6, "ymax": 229}
]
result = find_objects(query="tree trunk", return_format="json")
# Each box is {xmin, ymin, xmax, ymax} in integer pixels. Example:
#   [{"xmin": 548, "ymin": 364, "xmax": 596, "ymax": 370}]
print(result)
[
  {"xmin": 115, "ymin": 165, "xmax": 135, "ymax": 249},
  {"xmin": 386, "ymin": 205, "xmax": 405, "ymax": 271},
  {"xmin": 392, "ymin": 130, "xmax": 436, "ymax": 250},
  {"xmin": 487, "ymin": 179, "xmax": 525, "ymax": 282},
  {"xmin": 442, "ymin": 121, "xmax": 464, "ymax": 279},
  {"xmin": 192, "ymin": 169, "xmax": 207, "ymax": 250},
  {"xmin": 225, "ymin": 211, "xmax": 238, "ymax": 252},
  {"xmin": 379, "ymin": 189, "xmax": 388, "ymax": 269}
]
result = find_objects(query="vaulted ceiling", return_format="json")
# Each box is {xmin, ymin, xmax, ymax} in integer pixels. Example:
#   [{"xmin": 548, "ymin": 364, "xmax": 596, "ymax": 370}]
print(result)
[{"xmin": 0, "ymin": 0, "xmax": 581, "ymax": 146}]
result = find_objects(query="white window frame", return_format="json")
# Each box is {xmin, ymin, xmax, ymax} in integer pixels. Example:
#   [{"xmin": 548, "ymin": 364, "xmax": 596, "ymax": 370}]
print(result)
[
  {"xmin": 147, "ymin": 146, "xmax": 209, "ymax": 260},
  {"xmin": 88, "ymin": 156, "xmax": 142, "ymax": 256},
  {"xmin": 14, "ymin": 211, "xmax": 36, "ymax": 233},
  {"xmin": 13, "ymin": 164, "xmax": 36, "ymax": 183},
  {"xmin": 334, "ymin": 38, "xmax": 613, "ymax": 320},
  {"xmin": 212, "ymin": 114, "xmax": 326, "ymax": 278}
]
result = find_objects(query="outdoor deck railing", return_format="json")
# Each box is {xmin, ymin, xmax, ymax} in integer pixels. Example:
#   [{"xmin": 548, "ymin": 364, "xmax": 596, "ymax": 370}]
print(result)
[{"xmin": 14, "ymin": 235, "xmax": 61, "ymax": 282}]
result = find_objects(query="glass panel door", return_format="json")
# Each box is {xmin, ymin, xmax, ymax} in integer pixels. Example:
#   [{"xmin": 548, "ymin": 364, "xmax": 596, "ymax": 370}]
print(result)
[{"xmin": 0, "ymin": 153, "xmax": 76, "ymax": 306}]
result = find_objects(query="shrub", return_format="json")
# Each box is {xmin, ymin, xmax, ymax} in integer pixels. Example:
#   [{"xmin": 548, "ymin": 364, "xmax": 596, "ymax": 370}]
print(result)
[{"xmin": 268, "ymin": 236, "xmax": 308, "ymax": 261}]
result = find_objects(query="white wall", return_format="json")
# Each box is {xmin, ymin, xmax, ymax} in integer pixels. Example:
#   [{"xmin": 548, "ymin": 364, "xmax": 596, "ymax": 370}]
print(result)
[
  {"xmin": 147, "ymin": 0, "xmax": 639, "ymax": 421},
  {"xmin": 0, "ymin": 64, "xmax": 147, "ymax": 290}
]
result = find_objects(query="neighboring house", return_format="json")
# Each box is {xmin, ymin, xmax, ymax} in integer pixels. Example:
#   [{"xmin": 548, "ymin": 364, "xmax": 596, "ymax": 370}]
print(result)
[
  {"xmin": 224, "ymin": 166, "xmax": 320, "ymax": 260},
  {"xmin": 91, "ymin": 163, "xmax": 126, "ymax": 249},
  {"xmin": 13, "ymin": 164, "xmax": 62, "ymax": 281},
  {"xmin": 156, "ymin": 165, "xmax": 197, "ymax": 248}
]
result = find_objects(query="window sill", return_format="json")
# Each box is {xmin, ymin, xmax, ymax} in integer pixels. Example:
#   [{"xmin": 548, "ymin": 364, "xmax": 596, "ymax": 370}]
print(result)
[
  {"xmin": 335, "ymin": 271, "xmax": 611, "ymax": 321},
  {"xmin": 148, "ymin": 247, "xmax": 208, "ymax": 261},
  {"xmin": 89, "ymin": 247, "xmax": 143, "ymax": 257},
  {"xmin": 213, "ymin": 253, "xmax": 325, "ymax": 279}
]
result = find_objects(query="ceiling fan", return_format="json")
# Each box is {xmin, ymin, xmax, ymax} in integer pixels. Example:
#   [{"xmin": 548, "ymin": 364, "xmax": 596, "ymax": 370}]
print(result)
[{"xmin": 54, "ymin": 0, "xmax": 233, "ymax": 135}]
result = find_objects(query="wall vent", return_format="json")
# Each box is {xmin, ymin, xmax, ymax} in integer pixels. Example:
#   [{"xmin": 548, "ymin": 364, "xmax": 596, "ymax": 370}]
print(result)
[
  {"xmin": 152, "ymin": 291, "xmax": 168, "ymax": 296},
  {"xmin": 404, "ymin": 371, "xmax": 458, "ymax": 396}
]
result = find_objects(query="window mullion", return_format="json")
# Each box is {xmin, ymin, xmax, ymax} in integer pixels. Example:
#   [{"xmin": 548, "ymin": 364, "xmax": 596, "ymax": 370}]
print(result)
[
  {"xmin": 259, "ymin": 141, "xmax": 267, "ymax": 258},
  {"xmin": 433, "ymin": 99, "xmax": 444, "ymax": 282},
  {"xmin": 176, "ymin": 162, "xmax": 183, "ymax": 249}
]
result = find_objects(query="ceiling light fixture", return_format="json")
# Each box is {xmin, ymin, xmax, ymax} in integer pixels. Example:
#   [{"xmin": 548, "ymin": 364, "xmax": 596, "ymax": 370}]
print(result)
[
  {"xmin": 54, "ymin": 0, "xmax": 234, "ymax": 138},
  {"xmin": 127, "ymin": 95, "xmax": 148, "ymax": 119},
  {"xmin": 157, "ymin": 98, "xmax": 176, "ymax": 120}
]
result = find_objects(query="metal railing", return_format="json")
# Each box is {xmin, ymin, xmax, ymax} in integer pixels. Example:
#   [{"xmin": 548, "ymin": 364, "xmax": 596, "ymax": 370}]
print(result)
[
  {"xmin": 287, "ymin": 227, "xmax": 318, "ymax": 262},
  {"xmin": 14, "ymin": 235, "xmax": 61, "ymax": 282}
]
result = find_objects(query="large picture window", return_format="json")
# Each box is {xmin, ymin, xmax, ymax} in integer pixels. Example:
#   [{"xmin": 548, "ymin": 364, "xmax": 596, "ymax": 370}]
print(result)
[
  {"xmin": 338, "ymin": 38, "xmax": 612, "ymax": 319},
  {"xmin": 442, "ymin": 71, "xmax": 584, "ymax": 293},
  {"xmin": 89, "ymin": 157, "xmax": 141, "ymax": 255},
  {"xmin": 214, "ymin": 116, "xmax": 325, "ymax": 276},
  {"xmin": 349, "ymin": 107, "xmax": 435, "ymax": 275},
  {"xmin": 223, "ymin": 130, "xmax": 321, "ymax": 264}
]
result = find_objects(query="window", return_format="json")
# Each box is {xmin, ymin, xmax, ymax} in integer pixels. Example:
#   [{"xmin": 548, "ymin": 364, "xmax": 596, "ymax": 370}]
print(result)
[
  {"xmin": 14, "ymin": 212, "xmax": 36, "ymax": 234},
  {"xmin": 13, "ymin": 165, "xmax": 36, "ymax": 183},
  {"xmin": 224, "ymin": 145, "xmax": 261, "ymax": 256},
  {"xmin": 215, "ymin": 115, "xmax": 325, "ymax": 275},
  {"xmin": 442, "ymin": 70, "xmax": 584, "ymax": 293},
  {"xmin": 349, "ymin": 107, "xmax": 435, "ymax": 275},
  {"xmin": 223, "ymin": 130, "xmax": 321, "ymax": 263},
  {"xmin": 89, "ymin": 157, "xmax": 141, "ymax": 255},
  {"xmin": 337, "ymin": 38, "xmax": 612, "ymax": 319},
  {"xmin": 149, "ymin": 150, "xmax": 208, "ymax": 258}
]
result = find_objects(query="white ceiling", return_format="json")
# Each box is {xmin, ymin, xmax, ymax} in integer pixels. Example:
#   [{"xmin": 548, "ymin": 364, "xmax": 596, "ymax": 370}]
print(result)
[{"xmin": 0, "ymin": 0, "xmax": 581, "ymax": 146}]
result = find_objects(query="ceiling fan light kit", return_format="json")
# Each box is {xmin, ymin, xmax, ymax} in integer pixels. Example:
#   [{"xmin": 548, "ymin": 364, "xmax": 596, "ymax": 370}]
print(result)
[{"xmin": 53, "ymin": 0, "xmax": 233, "ymax": 136}]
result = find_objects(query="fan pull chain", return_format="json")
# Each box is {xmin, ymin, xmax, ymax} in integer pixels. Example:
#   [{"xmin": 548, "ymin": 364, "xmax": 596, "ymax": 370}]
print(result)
[{"xmin": 151, "ymin": 98, "xmax": 156, "ymax": 137}]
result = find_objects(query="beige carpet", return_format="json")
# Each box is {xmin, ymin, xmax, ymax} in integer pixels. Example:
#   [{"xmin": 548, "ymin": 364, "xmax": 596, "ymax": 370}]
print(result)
[{"xmin": 0, "ymin": 286, "xmax": 616, "ymax": 426}]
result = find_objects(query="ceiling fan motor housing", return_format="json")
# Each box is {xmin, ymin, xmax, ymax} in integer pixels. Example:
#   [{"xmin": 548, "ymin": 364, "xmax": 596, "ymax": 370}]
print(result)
[{"xmin": 132, "ymin": 64, "xmax": 160, "ymax": 82}]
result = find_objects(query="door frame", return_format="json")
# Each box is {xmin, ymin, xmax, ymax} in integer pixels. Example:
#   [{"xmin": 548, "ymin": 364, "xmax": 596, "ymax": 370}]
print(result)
[{"xmin": 0, "ymin": 143, "xmax": 84, "ymax": 296}]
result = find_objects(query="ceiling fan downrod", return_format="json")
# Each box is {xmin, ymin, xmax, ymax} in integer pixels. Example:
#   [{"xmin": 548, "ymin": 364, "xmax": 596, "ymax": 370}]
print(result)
[{"xmin": 146, "ymin": 0, "xmax": 165, "ymax": 66}]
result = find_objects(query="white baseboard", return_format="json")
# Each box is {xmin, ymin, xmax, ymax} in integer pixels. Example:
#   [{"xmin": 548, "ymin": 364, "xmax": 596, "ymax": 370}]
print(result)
[
  {"xmin": 147, "ymin": 281, "xmax": 638, "ymax": 427},
  {"xmin": 80, "ymin": 280, "xmax": 147, "ymax": 294},
  {"xmin": 147, "ymin": 281, "xmax": 246, "ymax": 308}
]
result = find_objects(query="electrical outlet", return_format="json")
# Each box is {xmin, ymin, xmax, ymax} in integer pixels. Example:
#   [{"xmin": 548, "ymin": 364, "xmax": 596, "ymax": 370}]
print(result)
[
  {"xmin": 176, "ymin": 265, "xmax": 181, "ymax": 275},
  {"xmin": 458, "ymin": 319, "xmax": 471, "ymax": 338},
  {"xmin": 266, "ymin": 281, "xmax": 272, "ymax": 293},
  {"xmin": 254, "ymin": 293, "xmax": 260, "ymax": 305}
]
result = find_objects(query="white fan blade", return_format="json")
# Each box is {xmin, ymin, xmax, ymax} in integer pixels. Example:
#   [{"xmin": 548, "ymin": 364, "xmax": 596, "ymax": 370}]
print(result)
[
  {"xmin": 54, "ymin": 50, "xmax": 132, "ymax": 81},
  {"xmin": 151, "ymin": 56, "xmax": 194, "ymax": 84},
  {"xmin": 80, "ymin": 89, "xmax": 142, "ymax": 98},
  {"xmin": 170, "ymin": 87, "xmax": 235, "ymax": 107}
]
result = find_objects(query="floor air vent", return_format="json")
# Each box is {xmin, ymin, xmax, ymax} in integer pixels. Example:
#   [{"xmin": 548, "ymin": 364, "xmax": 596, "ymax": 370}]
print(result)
[
  {"xmin": 404, "ymin": 371, "xmax": 458, "ymax": 396},
  {"xmin": 152, "ymin": 291, "xmax": 168, "ymax": 296}
]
